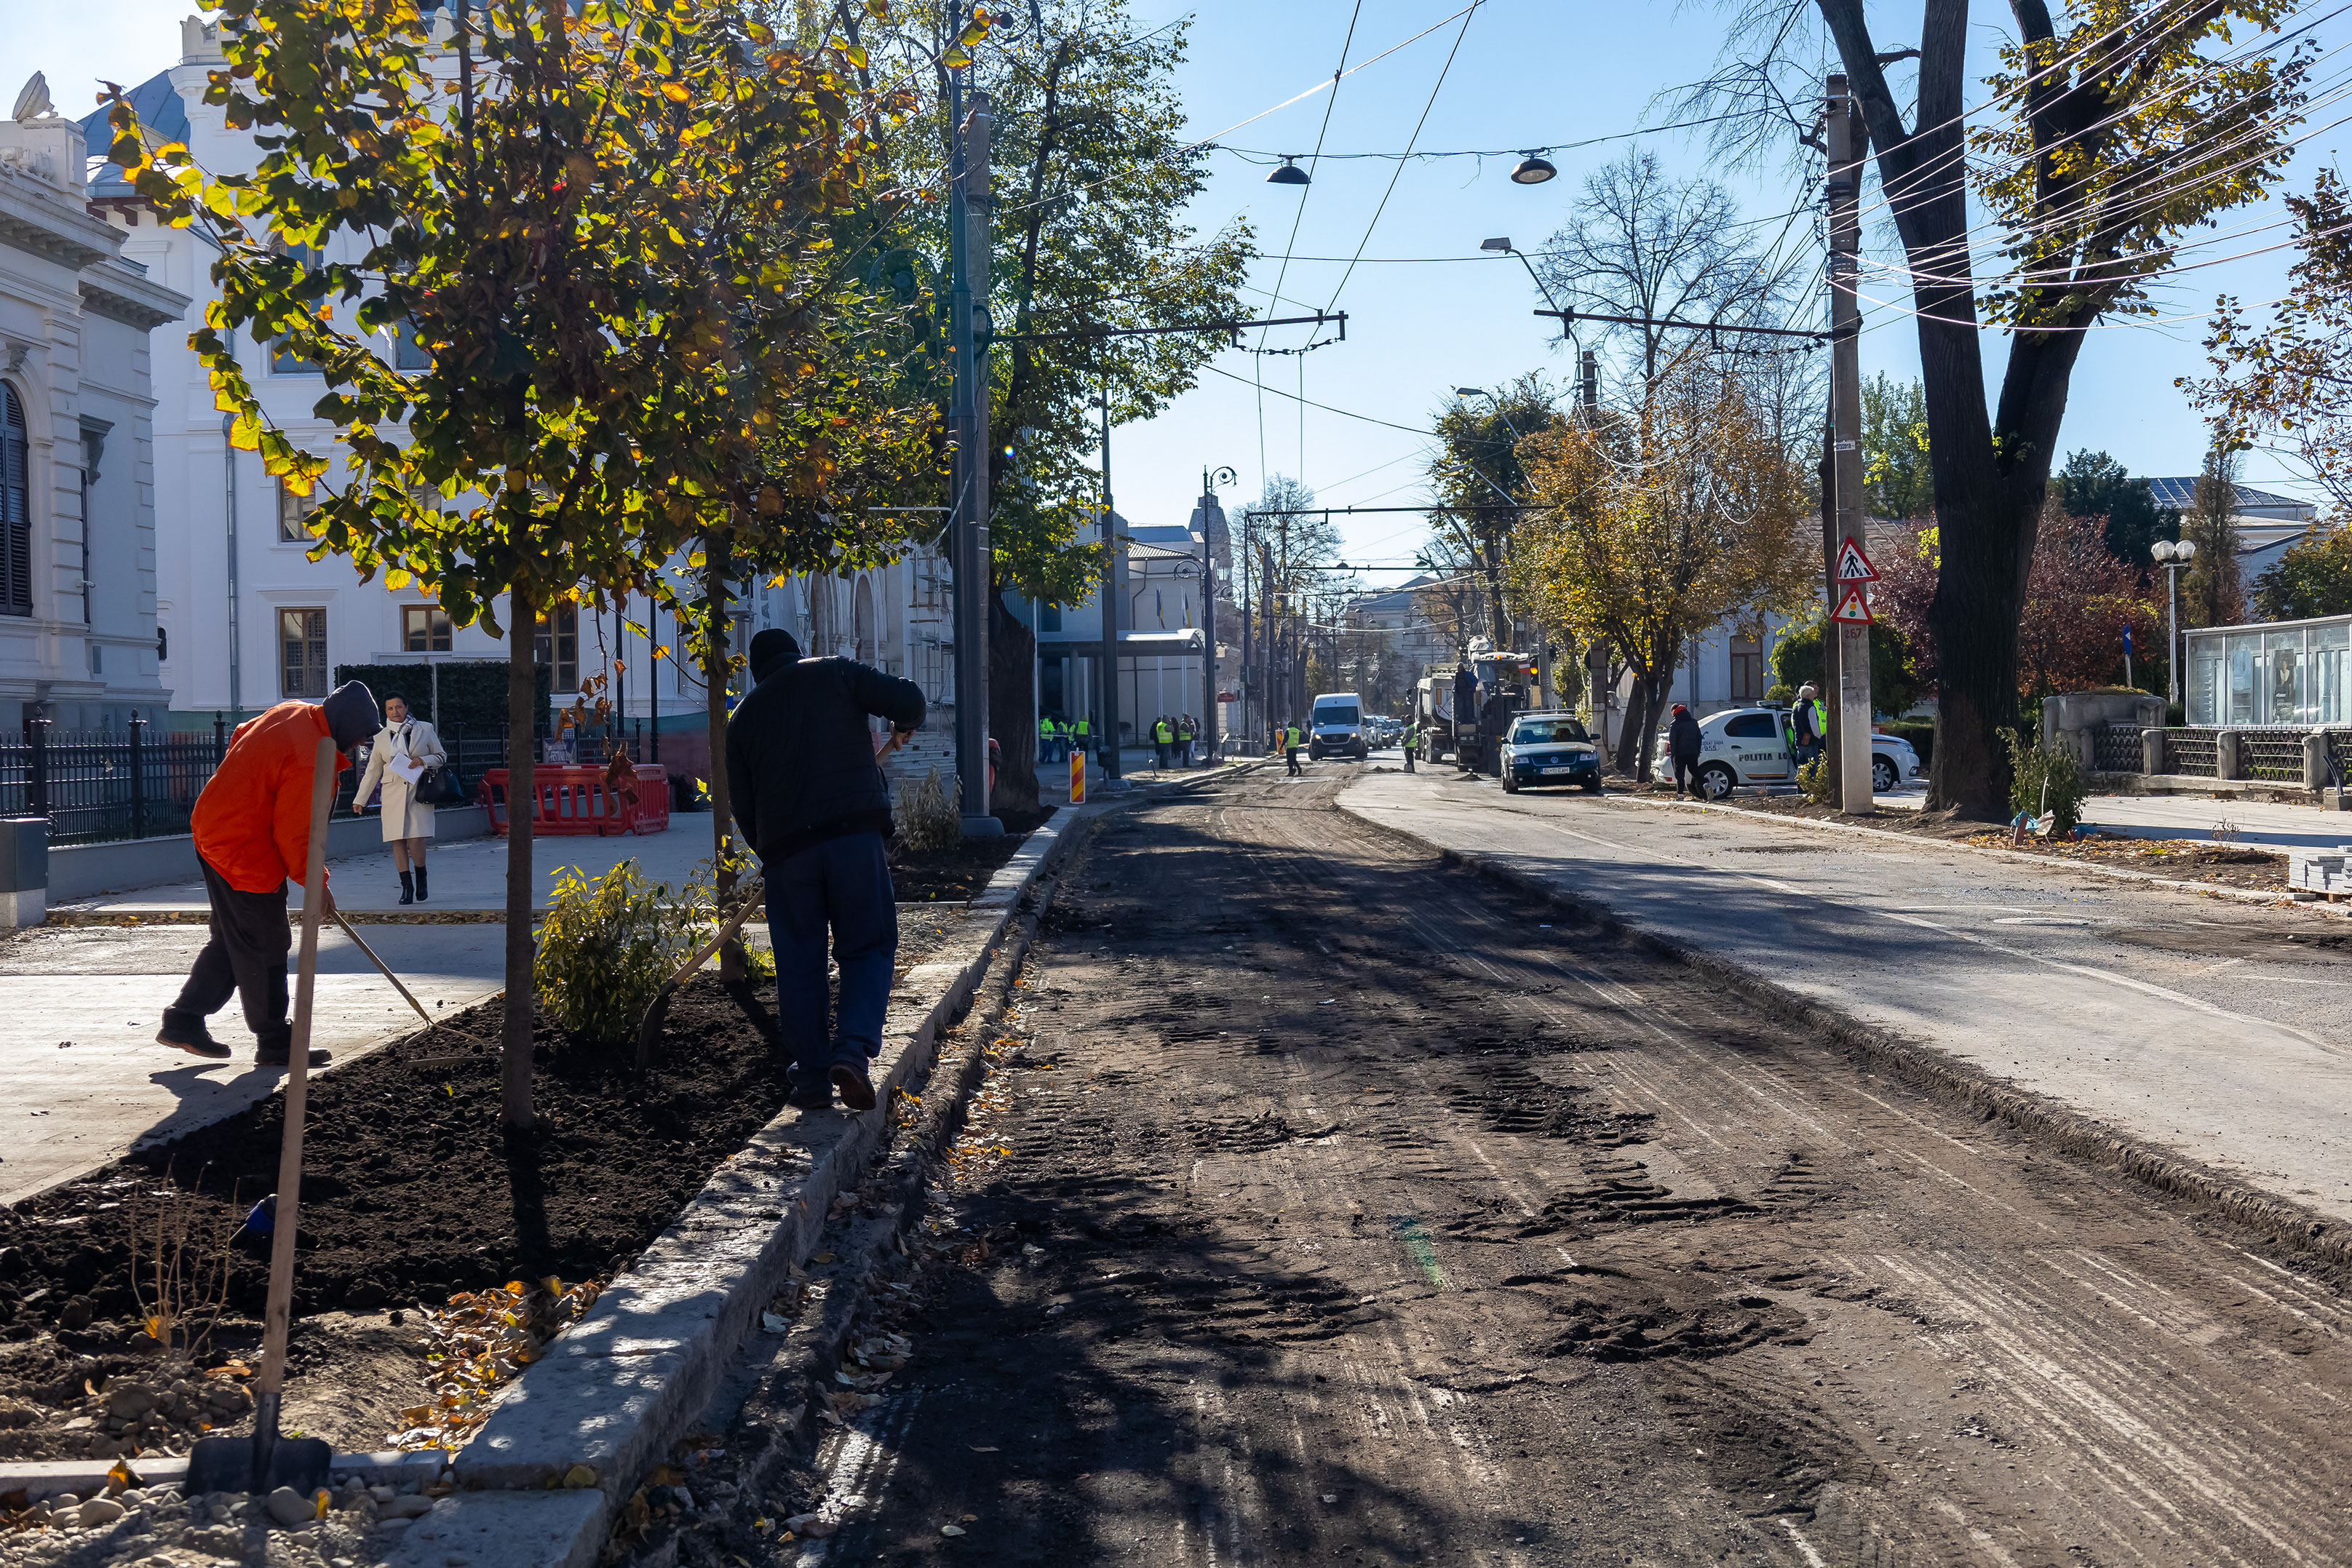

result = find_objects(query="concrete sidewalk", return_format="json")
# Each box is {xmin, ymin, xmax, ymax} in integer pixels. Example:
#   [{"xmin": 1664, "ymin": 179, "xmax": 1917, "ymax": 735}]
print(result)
[{"xmin": 1343, "ymin": 765, "xmax": 2352, "ymax": 1233}]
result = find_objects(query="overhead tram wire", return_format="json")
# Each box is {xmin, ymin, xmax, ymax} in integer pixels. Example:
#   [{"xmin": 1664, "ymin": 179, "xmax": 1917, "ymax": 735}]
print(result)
[
  {"xmin": 1320, "ymin": 2, "xmax": 1479, "ymax": 316},
  {"xmin": 1255, "ymin": 0, "xmax": 1368, "ymax": 488}
]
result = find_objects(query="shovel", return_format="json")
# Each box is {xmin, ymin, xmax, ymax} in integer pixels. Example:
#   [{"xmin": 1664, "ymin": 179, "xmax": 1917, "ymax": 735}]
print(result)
[
  {"xmin": 634, "ymin": 877, "xmax": 766, "ymax": 1069},
  {"xmin": 185, "ymin": 736, "xmax": 335, "ymax": 1500}
]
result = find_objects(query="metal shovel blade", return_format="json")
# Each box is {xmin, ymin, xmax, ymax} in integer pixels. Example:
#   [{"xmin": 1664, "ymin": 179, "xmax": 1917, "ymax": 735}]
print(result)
[{"xmin": 182, "ymin": 1432, "xmax": 332, "ymax": 1498}]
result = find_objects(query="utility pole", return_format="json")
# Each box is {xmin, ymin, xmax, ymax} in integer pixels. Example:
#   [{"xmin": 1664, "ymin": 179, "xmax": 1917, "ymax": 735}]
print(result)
[
  {"xmin": 947, "ymin": 25, "xmax": 1000, "ymax": 835},
  {"xmin": 1095, "ymin": 380, "xmax": 1128, "ymax": 789},
  {"xmin": 1194, "ymin": 467, "xmax": 1234, "ymax": 763},
  {"xmin": 1827, "ymin": 75, "xmax": 1874, "ymax": 813}
]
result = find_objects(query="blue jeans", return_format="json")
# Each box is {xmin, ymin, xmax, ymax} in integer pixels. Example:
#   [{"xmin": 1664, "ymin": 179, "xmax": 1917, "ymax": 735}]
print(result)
[{"xmin": 765, "ymin": 831, "xmax": 898, "ymax": 1093}]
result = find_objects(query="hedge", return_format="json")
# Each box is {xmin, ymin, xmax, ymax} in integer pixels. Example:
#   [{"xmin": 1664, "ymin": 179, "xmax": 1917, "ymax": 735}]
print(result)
[{"xmin": 332, "ymin": 659, "xmax": 552, "ymax": 739}]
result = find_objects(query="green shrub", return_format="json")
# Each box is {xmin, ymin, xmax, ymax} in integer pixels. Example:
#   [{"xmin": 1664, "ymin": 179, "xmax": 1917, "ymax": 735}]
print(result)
[
  {"xmin": 894, "ymin": 767, "xmax": 961, "ymax": 853},
  {"xmin": 1797, "ymin": 755, "xmax": 1834, "ymax": 804},
  {"xmin": 2004, "ymin": 729, "xmax": 2088, "ymax": 835},
  {"xmin": 533, "ymin": 859, "xmax": 690, "ymax": 1046}
]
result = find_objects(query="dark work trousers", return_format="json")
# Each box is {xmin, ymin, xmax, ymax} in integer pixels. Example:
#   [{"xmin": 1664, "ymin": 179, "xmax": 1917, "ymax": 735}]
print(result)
[
  {"xmin": 1673, "ymin": 755, "xmax": 1699, "ymax": 794},
  {"xmin": 766, "ymin": 830, "xmax": 899, "ymax": 1094},
  {"xmin": 1285, "ymin": 746, "xmax": 1302, "ymax": 776},
  {"xmin": 165, "ymin": 856, "xmax": 293, "ymax": 1054},
  {"xmin": 1403, "ymin": 745, "xmax": 1417, "ymax": 774}
]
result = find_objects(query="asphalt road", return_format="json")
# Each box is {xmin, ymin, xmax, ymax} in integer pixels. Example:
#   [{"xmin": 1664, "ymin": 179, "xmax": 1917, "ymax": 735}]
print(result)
[
  {"xmin": 1342, "ymin": 761, "xmax": 2352, "ymax": 1231},
  {"xmin": 746, "ymin": 765, "xmax": 2352, "ymax": 1568}
]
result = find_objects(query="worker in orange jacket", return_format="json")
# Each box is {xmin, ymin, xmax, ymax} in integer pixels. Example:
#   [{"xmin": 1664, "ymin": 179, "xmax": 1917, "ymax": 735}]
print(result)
[{"xmin": 159, "ymin": 682, "xmax": 378, "ymax": 1067}]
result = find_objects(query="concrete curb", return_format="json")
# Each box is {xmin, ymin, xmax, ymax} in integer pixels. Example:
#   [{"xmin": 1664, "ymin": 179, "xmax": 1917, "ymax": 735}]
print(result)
[
  {"xmin": 377, "ymin": 803, "xmax": 1091, "ymax": 1567},
  {"xmin": 1618, "ymin": 790, "xmax": 2352, "ymax": 920},
  {"xmin": 1342, "ymin": 797, "xmax": 2352, "ymax": 1283}
]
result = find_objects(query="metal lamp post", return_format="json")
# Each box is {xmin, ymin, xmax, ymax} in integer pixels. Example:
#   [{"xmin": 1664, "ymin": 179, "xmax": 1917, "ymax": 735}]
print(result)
[{"xmin": 2152, "ymin": 538, "xmax": 2199, "ymax": 709}]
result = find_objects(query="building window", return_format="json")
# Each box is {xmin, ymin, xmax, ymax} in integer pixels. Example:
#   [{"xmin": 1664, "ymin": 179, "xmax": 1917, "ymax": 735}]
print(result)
[
  {"xmin": 394, "ymin": 317, "xmax": 431, "ymax": 372},
  {"xmin": 1040, "ymin": 602, "xmax": 1062, "ymax": 634},
  {"xmin": 404, "ymin": 604, "xmax": 453, "ymax": 653},
  {"xmin": 271, "ymin": 244, "xmax": 325, "ymax": 374},
  {"xmin": 279, "ymin": 608, "xmax": 327, "ymax": 698},
  {"xmin": 0, "ymin": 384, "xmax": 28, "ymax": 616},
  {"xmin": 536, "ymin": 603, "xmax": 579, "ymax": 693},
  {"xmin": 1729, "ymin": 633, "xmax": 1763, "ymax": 702},
  {"xmin": 278, "ymin": 479, "xmax": 318, "ymax": 542}
]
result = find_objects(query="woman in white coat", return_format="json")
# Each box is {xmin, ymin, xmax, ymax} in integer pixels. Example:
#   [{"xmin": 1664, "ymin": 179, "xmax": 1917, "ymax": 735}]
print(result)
[{"xmin": 356, "ymin": 693, "xmax": 447, "ymax": 904}]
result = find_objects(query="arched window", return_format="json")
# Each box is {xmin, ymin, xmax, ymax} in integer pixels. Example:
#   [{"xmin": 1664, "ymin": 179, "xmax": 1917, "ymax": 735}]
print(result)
[{"xmin": 0, "ymin": 385, "xmax": 29, "ymax": 616}]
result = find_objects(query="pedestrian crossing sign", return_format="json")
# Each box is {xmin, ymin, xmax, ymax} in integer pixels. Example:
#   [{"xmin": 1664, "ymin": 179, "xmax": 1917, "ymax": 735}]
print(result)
[
  {"xmin": 1830, "ymin": 584, "xmax": 1875, "ymax": 624},
  {"xmin": 1835, "ymin": 536, "xmax": 1879, "ymax": 582}
]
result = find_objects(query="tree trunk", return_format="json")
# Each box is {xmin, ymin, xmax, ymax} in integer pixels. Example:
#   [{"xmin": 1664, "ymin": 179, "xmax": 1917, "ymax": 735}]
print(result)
[
  {"xmin": 988, "ymin": 584, "xmax": 1038, "ymax": 815},
  {"xmin": 1613, "ymin": 673, "xmax": 1649, "ymax": 776},
  {"xmin": 501, "ymin": 585, "xmax": 537, "ymax": 1133},
  {"xmin": 702, "ymin": 533, "xmax": 742, "ymax": 982}
]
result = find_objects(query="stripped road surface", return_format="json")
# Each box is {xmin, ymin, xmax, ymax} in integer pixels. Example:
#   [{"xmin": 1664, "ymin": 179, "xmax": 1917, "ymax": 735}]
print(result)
[{"xmin": 765, "ymin": 766, "xmax": 2352, "ymax": 1567}]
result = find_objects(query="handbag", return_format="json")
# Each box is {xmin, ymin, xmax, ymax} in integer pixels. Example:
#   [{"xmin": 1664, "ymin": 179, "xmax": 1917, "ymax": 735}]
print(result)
[{"xmin": 413, "ymin": 760, "xmax": 468, "ymax": 805}]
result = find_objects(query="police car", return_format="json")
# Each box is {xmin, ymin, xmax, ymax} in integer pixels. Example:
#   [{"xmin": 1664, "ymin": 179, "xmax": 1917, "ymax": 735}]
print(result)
[
  {"xmin": 1658, "ymin": 707, "xmax": 1923, "ymax": 799},
  {"xmin": 1500, "ymin": 712, "xmax": 1603, "ymax": 793}
]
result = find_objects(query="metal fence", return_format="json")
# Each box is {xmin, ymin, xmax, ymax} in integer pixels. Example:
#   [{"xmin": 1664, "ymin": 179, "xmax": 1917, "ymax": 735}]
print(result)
[
  {"xmin": 2091, "ymin": 724, "xmax": 2147, "ymax": 773},
  {"xmin": 2158, "ymin": 730, "xmax": 2220, "ymax": 777},
  {"xmin": 0, "ymin": 717, "xmax": 666, "ymax": 848},
  {"xmin": 2242, "ymin": 728, "xmax": 2312, "ymax": 783}
]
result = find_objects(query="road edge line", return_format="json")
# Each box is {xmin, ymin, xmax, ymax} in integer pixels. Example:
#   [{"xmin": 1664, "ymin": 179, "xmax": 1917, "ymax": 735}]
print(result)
[
  {"xmin": 1612, "ymin": 791, "xmax": 2351, "ymax": 919},
  {"xmin": 1340, "ymin": 797, "xmax": 2352, "ymax": 1280}
]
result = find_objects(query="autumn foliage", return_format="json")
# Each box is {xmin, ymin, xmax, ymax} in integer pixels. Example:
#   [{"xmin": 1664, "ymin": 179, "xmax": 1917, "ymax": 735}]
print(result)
[{"xmin": 1874, "ymin": 506, "xmax": 2161, "ymax": 703}]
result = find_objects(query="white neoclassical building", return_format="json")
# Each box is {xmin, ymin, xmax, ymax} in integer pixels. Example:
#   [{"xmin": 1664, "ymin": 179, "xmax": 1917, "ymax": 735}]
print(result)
[{"xmin": 0, "ymin": 74, "xmax": 188, "ymax": 733}]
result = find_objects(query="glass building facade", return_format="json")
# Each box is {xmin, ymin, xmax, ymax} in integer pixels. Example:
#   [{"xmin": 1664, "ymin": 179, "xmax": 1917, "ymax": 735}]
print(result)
[{"xmin": 2185, "ymin": 614, "xmax": 2352, "ymax": 727}]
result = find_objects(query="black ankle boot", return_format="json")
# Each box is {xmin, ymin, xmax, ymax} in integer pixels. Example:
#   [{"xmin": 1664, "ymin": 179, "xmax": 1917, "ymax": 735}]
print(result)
[
  {"xmin": 398, "ymin": 870, "xmax": 415, "ymax": 905},
  {"xmin": 413, "ymin": 864, "xmax": 428, "ymax": 902}
]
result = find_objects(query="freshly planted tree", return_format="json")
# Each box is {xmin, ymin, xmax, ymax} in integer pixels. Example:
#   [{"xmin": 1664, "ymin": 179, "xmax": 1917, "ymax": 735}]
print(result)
[{"xmin": 104, "ymin": 0, "xmax": 909, "ymax": 1126}]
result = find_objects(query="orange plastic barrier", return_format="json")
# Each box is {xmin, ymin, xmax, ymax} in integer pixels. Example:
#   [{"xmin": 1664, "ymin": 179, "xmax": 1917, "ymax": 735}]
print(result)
[{"xmin": 480, "ymin": 764, "xmax": 672, "ymax": 837}]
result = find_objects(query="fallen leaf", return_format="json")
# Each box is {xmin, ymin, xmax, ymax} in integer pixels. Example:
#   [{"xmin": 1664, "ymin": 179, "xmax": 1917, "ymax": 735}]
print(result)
[
  {"xmin": 942, "ymin": 1524, "xmax": 967, "ymax": 1537},
  {"xmin": 811, "ymin": 1251, "xmax": 836, "ymax": 1265}
]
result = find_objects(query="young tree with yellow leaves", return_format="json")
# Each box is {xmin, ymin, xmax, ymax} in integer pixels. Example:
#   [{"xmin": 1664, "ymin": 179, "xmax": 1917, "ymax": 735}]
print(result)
[
  {"xmin": 103, "ymin": 0, "xmax": 924, "ymax": 1129},
  {"xmin": 1514, "ymin": 354, "xmax": 1815, "ymax": 779}
]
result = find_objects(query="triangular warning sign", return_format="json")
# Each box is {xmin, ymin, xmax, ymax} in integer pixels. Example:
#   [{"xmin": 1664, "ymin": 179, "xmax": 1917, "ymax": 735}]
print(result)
[
  {"xmin": 1830, "ymin": 584, "xmax": 1875, "ymax": 624},
  {"xmin": 1835, "ymin": 536, "xmax": 1879, "ymax": 582}
]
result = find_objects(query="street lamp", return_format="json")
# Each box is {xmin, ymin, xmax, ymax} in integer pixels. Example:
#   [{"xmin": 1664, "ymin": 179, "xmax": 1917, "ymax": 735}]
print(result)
[
  {"xmin": 1509, "ymin": 153, "xmax": 1557, "ymax": 185},
  {"xmin": 2152, "ymin": 538, "xmax": 2199, "ymax": 709},
  {"xmin": 1268, "ymin": 157, "xmax": 1311, "ymax": 186}
]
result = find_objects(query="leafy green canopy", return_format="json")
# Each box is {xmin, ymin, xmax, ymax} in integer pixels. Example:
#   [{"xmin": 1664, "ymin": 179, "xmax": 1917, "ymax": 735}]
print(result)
[
  {"xmin": 860, "ymin": 0, "xmax": 1250, "ymax": 607},
  {"xmin": 104, "ymin": 0, "xmax": 933, "ymax": 634}
]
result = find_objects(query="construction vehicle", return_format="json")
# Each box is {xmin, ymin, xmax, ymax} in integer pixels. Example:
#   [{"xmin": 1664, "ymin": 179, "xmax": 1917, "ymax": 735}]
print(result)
[{"xmin": 1413, "ymin": 638, "xmax": 1539, "ymax": 775}]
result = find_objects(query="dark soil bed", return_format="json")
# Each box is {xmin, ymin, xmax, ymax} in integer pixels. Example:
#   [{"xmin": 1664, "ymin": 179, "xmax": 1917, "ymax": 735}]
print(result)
[
  {"xmin": 0, "ymin": 974, "xmax": 787, "ymax": 1460},
  {"xmin": 889, "ymin": 805, "xmax": 1049, "ymax": 903}
]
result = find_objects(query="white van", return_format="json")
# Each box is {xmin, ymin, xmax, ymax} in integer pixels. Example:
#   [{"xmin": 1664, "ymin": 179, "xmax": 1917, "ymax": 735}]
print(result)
[{"xmin": 1309, "ymin": 693, "xmax": 1369, "ymax": 761}]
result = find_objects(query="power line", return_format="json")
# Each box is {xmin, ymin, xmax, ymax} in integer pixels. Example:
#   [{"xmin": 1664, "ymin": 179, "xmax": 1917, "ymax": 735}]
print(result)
[{"xmin": 1320, "ymin": 2, "xmax": 1479, "ymax": 315}]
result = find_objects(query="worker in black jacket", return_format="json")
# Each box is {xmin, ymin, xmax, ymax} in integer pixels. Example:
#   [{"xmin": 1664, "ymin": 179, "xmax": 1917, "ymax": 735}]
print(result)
[{"xmin": 726, "ymin": 629, "xmax": 926, "ymax": 1113}]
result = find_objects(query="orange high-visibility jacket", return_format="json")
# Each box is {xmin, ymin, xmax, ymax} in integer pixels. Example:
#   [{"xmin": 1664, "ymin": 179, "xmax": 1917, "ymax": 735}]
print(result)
[{"xmin": 191, "ymin": 701, "xmax": 348, "ymax": 894}]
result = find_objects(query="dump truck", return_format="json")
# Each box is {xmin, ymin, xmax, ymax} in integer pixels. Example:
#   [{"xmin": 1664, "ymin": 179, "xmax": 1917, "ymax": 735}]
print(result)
[{"xmin": 1415, "ymin": 640, "xmax": 1538, "ymax": 774}]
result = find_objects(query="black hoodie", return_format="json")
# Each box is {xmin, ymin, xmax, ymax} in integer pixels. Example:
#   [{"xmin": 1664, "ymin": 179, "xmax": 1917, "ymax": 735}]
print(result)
[{"xmin": 725, "ymin": 656, "xmax": 927, "ymax": 862}]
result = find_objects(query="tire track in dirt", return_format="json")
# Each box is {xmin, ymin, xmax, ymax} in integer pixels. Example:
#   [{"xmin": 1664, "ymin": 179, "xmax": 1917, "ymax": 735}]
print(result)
[{"xmin": 776, "ymin": 771, "xmax": 2352, "ymax": 1567}]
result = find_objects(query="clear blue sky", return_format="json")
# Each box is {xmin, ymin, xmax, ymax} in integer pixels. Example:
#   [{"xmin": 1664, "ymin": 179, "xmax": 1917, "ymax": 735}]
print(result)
[{"xmin": 23, "ymin": 0, "xmax": 2339, "ymax": 576}]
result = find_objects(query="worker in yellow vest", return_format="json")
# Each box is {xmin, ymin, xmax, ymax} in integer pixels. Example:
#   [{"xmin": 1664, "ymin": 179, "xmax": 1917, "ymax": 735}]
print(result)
[{"xmin": 1284, "ymin": 722, "xmax": 1303, "ymax": 777}]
